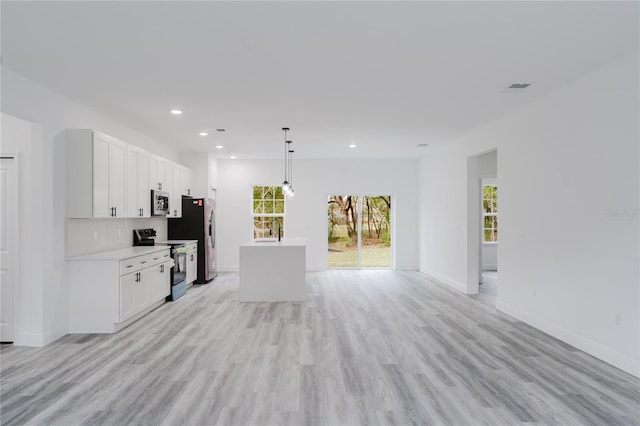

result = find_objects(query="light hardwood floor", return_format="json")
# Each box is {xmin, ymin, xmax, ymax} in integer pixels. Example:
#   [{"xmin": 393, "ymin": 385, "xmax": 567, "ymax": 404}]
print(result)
[{"xmin": 1, "ymin": 271, "xmax": 639, "ymax": 425}]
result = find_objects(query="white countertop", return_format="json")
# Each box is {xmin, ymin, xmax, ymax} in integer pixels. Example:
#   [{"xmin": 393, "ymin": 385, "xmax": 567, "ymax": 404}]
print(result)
[
  {"xmin": 67, "ymin": 245, "xmax": 170, "ymax": 261},
  {"xmin": 241, "ymin": 238, "xmax": 306, "ymax": 247},
  {"xmin": 156, "ymin": 240, "xmax": 198, "ymax": 245}
]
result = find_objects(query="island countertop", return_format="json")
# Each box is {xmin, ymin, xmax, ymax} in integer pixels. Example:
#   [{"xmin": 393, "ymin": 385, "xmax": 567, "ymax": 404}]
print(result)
[{"xmin": 240, "ymin": 238, "xmax": 306, "ymax": 247}]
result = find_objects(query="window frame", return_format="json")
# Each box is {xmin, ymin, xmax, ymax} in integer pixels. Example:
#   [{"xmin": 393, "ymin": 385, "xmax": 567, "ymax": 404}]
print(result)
[
  {"xmin": 482, "ymin": 184, "xmax": 498, "ymax": 244},
  {"xmin": 251, "ymin": 184, "xmax": 286, "ymax": 240}
]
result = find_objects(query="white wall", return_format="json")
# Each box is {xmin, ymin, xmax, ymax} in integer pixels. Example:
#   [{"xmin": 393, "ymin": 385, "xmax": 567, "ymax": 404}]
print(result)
[
  {"xmin": 1, "ymin": 66, "xmax": 180, "ymax": 345},
  {"xmin": 418, "ymin": 51, "xmax": 639, "ymax": 376},
  {"xmin": 217, "ymin": 159, "xmax": 419, "ymax": 271}
]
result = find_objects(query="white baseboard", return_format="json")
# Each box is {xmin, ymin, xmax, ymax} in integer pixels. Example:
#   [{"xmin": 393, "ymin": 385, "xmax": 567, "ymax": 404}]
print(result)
[
  {"xmin": 396, "ymin": 264, "xmax": 419, "ymax": 271},
  {"xmin": 420, "ymin": 270, "xmax": 469, "ymax": 294},
  {"xmin": 497, "ymin": 300, "xmax": 640, "ymax": 378},
  {"xmin": 15, "ymin": 324, "xmax": 68, "ymax": 347},
  {"xmin": 219, "ymin": 264, "xmax": 239, "ymax": 272}
]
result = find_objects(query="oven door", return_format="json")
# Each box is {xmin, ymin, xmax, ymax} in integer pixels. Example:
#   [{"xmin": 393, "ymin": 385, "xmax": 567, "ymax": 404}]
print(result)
[{"xmin": 172, "ymin": 247, "xmax": 187, "ymax": 286}]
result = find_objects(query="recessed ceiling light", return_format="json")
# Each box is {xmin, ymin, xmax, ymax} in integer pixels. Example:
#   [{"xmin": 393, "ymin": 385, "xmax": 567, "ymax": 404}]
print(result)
[
  {"xmin": 349, "ymin": 144, "xmax": 357, "ymax": 148},
  {"xmin": 215, "ymin": 145, "xmax": 224, "ymax": 149},
  {"xmin": 508, "ymin": 83, "xmax": 531, "ymax": 89},
  {"xmin": 230, "ymin": 155, "xmax": 237, "ymax": 159},
  {"xmin": 170, "ymin": 109, "xmax": 183, "ymax": 115},
  {"xmin": 216, "ymin": 129, "xmax": 226, "ymax": 132},
  {"xmin": 199, "ymin": 132, "xmax": 209, "ymax": 136}
]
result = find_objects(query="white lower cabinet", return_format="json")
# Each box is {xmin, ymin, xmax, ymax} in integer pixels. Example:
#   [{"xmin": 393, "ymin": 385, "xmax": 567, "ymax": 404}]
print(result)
[
  {"xmin": 186, "ymin": 242, "xmax": 198, "ymax": 285},
  {"xmin": 68, "ymin": 247, "xmax": 172, "ymax": 333}
]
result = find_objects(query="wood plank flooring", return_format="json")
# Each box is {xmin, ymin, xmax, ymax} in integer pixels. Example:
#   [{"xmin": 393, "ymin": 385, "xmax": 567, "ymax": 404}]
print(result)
[{"xmin": 1, "ymin": 270, "xmax": 639, "ymax": 425}]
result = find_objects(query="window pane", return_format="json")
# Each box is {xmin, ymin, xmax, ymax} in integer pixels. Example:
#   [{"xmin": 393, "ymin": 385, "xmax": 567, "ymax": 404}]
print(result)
[
  {"xmin": 253, "ymin": 186, "xmax": 262, "ymax": 200},
  {"xmin": 483, "ymin": 186, "xmax": 492, "ymax": 199},
  {"xmin": 484, "ymin": 216, "xmax": 493, "ymax": 228},
  {"xmin": 484, "ymin": 229, "xmax": 492, "ymax": 242},
  {"xmin": 264, "ymin": 200, "xmax": 274, "ymax": 213},
  {"xmin": 493, "ymin": 230, "xmax": 498, "ymax": 242},
  {"xmin": 253, "ymin": 201, "xmax": 263, "ymax": 214},
  {"xmin": 275, "ymin": 200, "xmax": 284, "ymax": 214},
  {"xmin": 264, "ymin": 187, "xmax": 274, "ymax": 200},
  {"xmin": 253, "ymin": 216, "xmax": 285, "ymax": 239},
  {"xmin": 483, "ymin": 200, "xmax": 492, "ymax": 213},
  {"xmin": 274, "ymin": 186, "xmax": 284, "ymax": 199}
]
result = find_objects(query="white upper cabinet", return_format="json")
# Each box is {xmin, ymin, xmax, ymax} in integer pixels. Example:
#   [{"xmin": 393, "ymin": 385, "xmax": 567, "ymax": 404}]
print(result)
[
  {"xmin": 166, "ymin": 162, "xmax": 182, "ymax": 218},
  {"xmin": 126, "ymin": 146, "xmax": 151, "ymax": 218},
  {"xmin": 67, "ymin": 130, "xmax": 126, "ymax": 218},
  {"xmin": 66, "ymin": 129, "xmax": 192, "ymax": 219}
]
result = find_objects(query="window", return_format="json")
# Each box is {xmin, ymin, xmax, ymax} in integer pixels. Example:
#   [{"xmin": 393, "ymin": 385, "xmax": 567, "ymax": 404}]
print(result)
[
  {"xmin": 482, "ymin": 185, "xmax": 498, "ymax": 243},
  {"xmin": 252, "ymin": 185, "xmax": 285, "ymax": 239}
]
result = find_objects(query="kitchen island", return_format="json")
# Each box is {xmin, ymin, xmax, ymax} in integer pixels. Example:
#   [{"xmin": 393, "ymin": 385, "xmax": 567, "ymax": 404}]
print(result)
[{"xmin": 239, "ymin": 238, "xmax": 306, "ymax": 302}]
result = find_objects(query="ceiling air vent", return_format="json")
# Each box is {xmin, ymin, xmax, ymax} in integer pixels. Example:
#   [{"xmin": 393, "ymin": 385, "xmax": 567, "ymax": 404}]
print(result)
[
  {"xmin": 417, "ymin": 143, "xmax": 429, "ymax": 147},
  {"xmin": 216, "ymin": 129, "xmax": 226, "ymax": 132},
  {"xmin": 508, "ymin": 83, "xmax": 531, "ymax": 89}
]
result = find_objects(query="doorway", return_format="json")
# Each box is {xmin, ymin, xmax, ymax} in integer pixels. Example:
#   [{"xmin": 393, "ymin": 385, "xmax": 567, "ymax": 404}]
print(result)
[
  {"xmin": 327, "ymin": 195, "xmax": 392, "ymax": 268},
  {"xmin": 467, "ymin": 149, "xmax": 498, "ymax": 301},
  {"xmin": 1, "ymin": 157, "xmax": 18, "ymax": 342}
]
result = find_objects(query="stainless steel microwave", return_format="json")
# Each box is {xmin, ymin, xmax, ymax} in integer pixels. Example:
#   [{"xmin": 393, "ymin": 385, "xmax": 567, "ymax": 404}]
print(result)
[{"xmin": 151, "ymin": 190, "xmax": 169, "ymax": 216}]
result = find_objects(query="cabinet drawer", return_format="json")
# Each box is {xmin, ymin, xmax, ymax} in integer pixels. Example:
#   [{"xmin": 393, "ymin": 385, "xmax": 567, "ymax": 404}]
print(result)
[{"xmin": 120, "ymin": 249, "xmax": 171, "ymax": 275}]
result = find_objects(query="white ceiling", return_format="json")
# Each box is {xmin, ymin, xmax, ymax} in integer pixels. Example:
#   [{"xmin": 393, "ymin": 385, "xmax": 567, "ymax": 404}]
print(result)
[{"xmin": 2, "ymin": 1, "xmax": 638, "ymax": 159}]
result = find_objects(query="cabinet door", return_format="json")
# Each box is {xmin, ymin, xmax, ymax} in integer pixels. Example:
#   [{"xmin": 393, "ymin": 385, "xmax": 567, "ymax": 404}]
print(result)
[
  {"xmin": 157, "ymin": 160, "xmax": 166, "ymax": 191},
  {"xmin": 184, "ymin": 169, "xmax": 192, "ymax": 197},
  {"xmin": 138, "ymin": 151, "xmax": 150, "ymax": 217},
  {"xmin": 149, "ymin": 155, "xmax": 159, "ymax": 191},
  {"xmin": 169, "ymin": 163, "xmax": 183, "ymax": 218},
  {"xmin": 187, "ymin": 251, "xmax": 197, "ymax": 284},
  {"xmin": 149, "ymin": 261, "xmax": 171, "ymax": 302},
  {"xmin": 135, "ymin": 268, "xmax": 150, "ymax": 312},
  {"xmin": 120, "ymin": 271, "xmax": 137, "ymax": 322},
  {"xmin": 109, "ymin": 138, "xmax": 127, "ymax": 217},
  {"xmin": 126, "ymin": 147, "xmax": 140, "ymax": 217},
  {"xmin": 92, "ymin": 132, "xmax": 111, "ymax": 218}
]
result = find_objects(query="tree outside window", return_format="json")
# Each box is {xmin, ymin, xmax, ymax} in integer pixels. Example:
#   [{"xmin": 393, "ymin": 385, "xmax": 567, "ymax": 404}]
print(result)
[
  {"xmin": 252, "ymin": 185, "xmax": 285, "ymax": 239},
  {"xmin": 483, "ymin": 185, "xmax": 498, "ymax": 243}
]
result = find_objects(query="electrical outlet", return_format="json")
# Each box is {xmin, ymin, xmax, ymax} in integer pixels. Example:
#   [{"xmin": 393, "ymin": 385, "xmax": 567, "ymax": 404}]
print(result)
[
  {"xmin": 615, "ymin": 312, "xmax": 623, "ymax": 326},
  {"xmin": 93, "ymin": 231, "xmax": 98, "ymax": 240}
]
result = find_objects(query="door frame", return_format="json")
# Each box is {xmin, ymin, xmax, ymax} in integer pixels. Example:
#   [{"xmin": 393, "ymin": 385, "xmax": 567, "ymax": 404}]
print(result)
[{"xmin": 1, "ymin": 154, "xmax": 19, "ymax": 343}]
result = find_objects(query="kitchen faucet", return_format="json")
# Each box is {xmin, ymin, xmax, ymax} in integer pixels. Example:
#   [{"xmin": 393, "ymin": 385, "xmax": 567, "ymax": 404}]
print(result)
[{"xmin": 269, "ymin": 218, "xmax": 282, "ymax": 242}]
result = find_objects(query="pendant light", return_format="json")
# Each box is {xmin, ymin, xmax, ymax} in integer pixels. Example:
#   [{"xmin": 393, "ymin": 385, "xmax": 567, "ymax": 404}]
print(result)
[
  {"xmin": 281, "ymin": 127, "xmax": 290, "ymax": 195},
  {"xmin": 288, "ymin": 144, "xmax": 295, "ymax": 197},
  {"xmin": 281, "ymin": 127, "xmax": 295, "ymax": 198}
]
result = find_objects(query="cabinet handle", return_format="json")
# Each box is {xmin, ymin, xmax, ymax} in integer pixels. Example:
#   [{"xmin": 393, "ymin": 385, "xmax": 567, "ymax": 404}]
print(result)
[
  {"xmin": 114, "ymin": 207, "xmax": 117, "ymax": 217},
  {"xmin": 153, "ymin": 257, "xmax": 159, "ymax": 261},
  {"xmin": 110, "ymin": 207, "xmax": 114, "ymax": 217},
  {"xmin": 190, "ymin": 254, "xmax": 194, "ymax": 261},
  {"xmin": 187, "ymin": 189, "xmax": 191, "ymax": 196},
  {"xmin": 141, "ymin": 261, "xmax": 147, "ymax": 264},
  {"xmin": 126, "ymin": 265, "xmax": 133, "ymax": 268},
  {"xmin": 174, "ymin": 210, "xmax": 177, "ymax": 216},
  {"xmin": 158, "ymin": 183, "xmax": 162, "ymax": 190},
  {"xmin": 160, "ymin": 265, "xmax": 164, "ymax": 273}
]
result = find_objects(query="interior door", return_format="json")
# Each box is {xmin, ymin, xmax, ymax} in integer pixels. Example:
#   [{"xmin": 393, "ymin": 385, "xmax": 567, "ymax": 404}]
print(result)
[{"xmin": 1, "ymin": 158, "xmax": 17, "ymax": 342}]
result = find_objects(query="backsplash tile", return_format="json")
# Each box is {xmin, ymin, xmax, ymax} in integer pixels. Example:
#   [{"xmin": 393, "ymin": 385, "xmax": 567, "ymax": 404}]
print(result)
[{"xmin": 66, "ymin": 217, "xmax": 168, "ymax": 258}]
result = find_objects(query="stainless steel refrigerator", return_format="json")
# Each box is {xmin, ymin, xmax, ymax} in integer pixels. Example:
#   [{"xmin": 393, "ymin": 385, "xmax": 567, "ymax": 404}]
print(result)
[{"xmin": 168, "ymin": 197, "xmax": 217, "ymax": 283}]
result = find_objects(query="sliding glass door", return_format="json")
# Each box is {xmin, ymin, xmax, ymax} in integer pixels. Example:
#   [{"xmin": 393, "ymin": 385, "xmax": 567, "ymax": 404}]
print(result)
[{"xmin": 327, "ymin": 195, "xmax": 391, "ymax": 268}]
